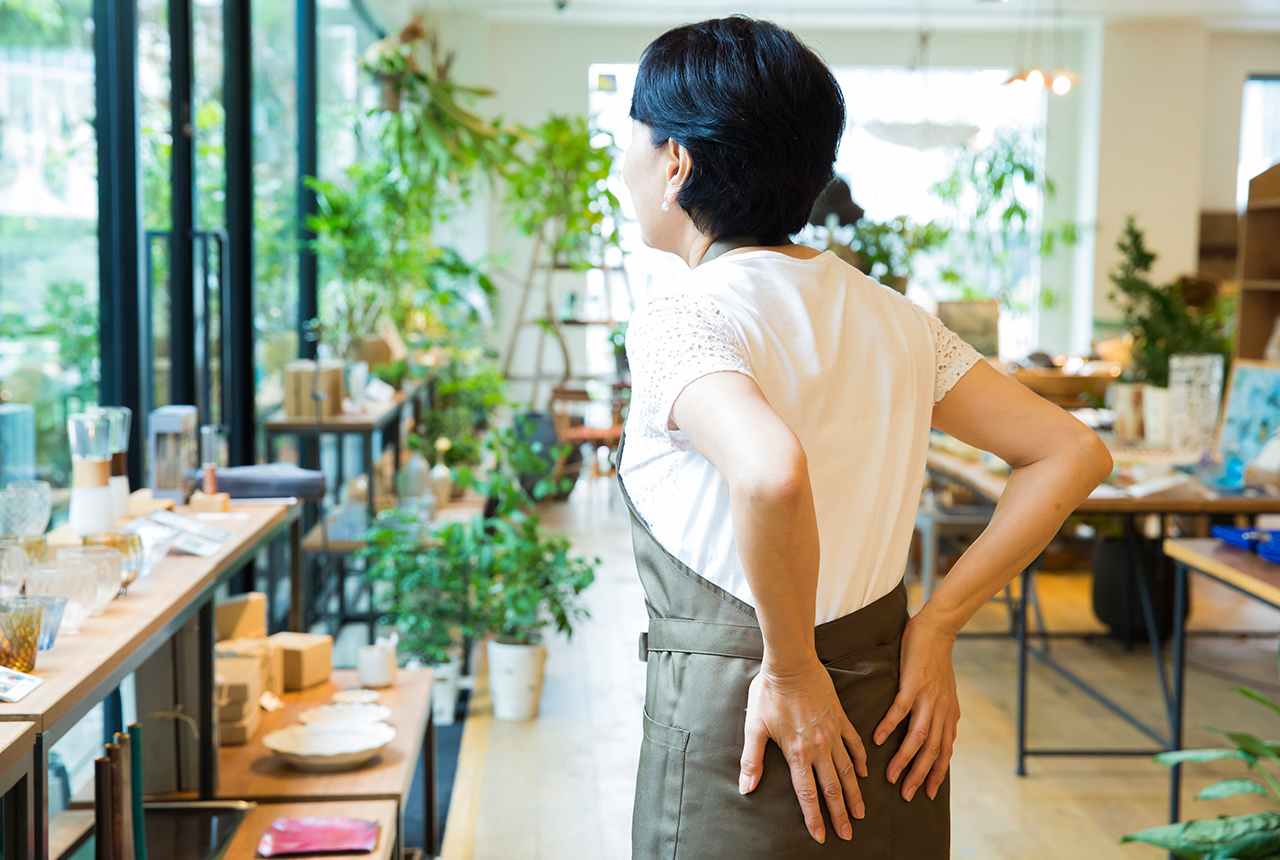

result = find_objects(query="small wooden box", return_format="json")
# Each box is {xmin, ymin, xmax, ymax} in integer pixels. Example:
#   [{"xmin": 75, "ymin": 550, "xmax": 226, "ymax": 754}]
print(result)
[
  {"xmin": 216, "ymin": 636, "xmax": 285, "ymax": 697},
  {"xmin": 283, "ymin": 360, "xmax": 345, "ymax": 419}
]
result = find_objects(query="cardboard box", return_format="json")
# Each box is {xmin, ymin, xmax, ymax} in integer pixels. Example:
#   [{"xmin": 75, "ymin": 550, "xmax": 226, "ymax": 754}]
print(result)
[
  {"xmin": 219, "ymin": 705, "xmax": 261, "ymax": 746},
  {"xmin": 216, "ymin": 637, "xmax": 284, "ymax": 697},
  {"xmin": 215, "ymin": 593, "xmax": 267, "ymax": 641},
  {"xmin": 218, "ymin": 695, "xmax": 256, "ymax": 724},
  {"xmin": 215, "ymin": 655, "xmax": 264, "ymax": 705},
  {"xmin": 269, "ymin": 631, "xmax": 333, "ymax": 691}
]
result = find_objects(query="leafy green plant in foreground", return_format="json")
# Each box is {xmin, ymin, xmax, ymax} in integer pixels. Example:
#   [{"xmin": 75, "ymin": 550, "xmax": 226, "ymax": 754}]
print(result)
[{"xmin": 1123, "ymin": 687, "xmax": 1280, "ymax": 858}]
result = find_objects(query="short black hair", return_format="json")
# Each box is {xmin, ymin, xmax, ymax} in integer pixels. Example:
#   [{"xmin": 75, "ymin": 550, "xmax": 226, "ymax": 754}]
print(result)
[{"xmin": 630, "ymin": 17, "xmax": 845, "ymax": 246}]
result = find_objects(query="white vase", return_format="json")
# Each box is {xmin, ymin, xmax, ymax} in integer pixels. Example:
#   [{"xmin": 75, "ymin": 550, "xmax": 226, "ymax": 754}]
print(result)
[
  {"xmin": 430, "ymin": 464, "xmax": 452, "ymax": 506},
  {"xmin": 431, "ymin": 657, "xmax": 463, "ymax": 726},
  {"xmin": 1108, "ymin": 382, "xmax": 1144, "ymax": 441},
  {"xmin": 1143, "ymin": 384, "xmax": 1171, "ymax": 447},
  {"xmin": 487, "ymin": 640, "xmax": 546, "ymax": 721},
  {"xmin": 399, "ymin": 451, "xmax": 430, "ymax": 499}
]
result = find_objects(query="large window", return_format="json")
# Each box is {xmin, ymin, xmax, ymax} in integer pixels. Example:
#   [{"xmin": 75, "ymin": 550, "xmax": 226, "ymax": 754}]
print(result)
[
  {"xmin": 0, "ymin": 1, "xmax": 98, "ymax": 489},
  {"xmin": 1238, "ymin": 76, "xmax": 1280, "ymax": 211}
]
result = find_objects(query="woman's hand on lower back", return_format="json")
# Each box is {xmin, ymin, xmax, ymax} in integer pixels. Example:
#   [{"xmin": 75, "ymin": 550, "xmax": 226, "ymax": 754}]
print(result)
[
  {"xmin": 740, "ymin": 655, "xmax": 869, "ymax": 843},
  {"xmin": 872, "ymin": 616, "xmax": 959, "ymax": 802}
]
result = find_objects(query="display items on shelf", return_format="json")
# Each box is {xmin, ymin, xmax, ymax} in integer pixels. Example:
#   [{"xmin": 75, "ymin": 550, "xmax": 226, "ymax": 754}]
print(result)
[
  {"xmin": 97, "ymin": 405, "xmax": 133, "ymax": 523},
  {"xmin": 66, "ymin": 411, "xmax": 114, "ymax": 535},
  {"xmin": 148, "ymin": 405, "xmax": 199, "ymax": 505}
]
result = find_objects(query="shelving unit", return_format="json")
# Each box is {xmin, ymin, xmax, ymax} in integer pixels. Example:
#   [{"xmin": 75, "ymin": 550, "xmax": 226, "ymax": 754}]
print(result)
[{"xmin": 1236, "ymin": 163, "xmax": 1280, "ymax": 359}]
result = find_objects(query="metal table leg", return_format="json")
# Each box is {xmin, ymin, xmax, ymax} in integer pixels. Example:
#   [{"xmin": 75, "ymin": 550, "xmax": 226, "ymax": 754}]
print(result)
[
  {"xmin": 363, "ymin": 431, "xmax": 376, "ymax": 523},
  {"xmin": 425, "ymin": 708, "xmax": 439, "ymax": 854},
  {"xmin": 1169, "ymin": 561, "xmax": 1189, "ymax": 824},
  {"xmin": 289, "ymin": 515, "xmax": 303, "ymax": 631},
  {"xmin": 1016, "ymin": 565, "xmax": 1030, "ymax": 776},
  {"xmin": 197, "ymin": 599, "xmax": 216, "ymax": 799},
  {"xmin": 33, "ymin": 733, "xmax": 47, "ymax": 860}
]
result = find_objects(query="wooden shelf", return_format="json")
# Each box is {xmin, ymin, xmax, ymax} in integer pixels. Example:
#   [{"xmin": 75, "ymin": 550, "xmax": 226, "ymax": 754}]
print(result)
[
  {"xmin": 1241, "ymin": 279, "xmax": 1280, "ymax": 291},
  {"xmin": 1247, "ymin": 197, "xmax": 1280, "ymax": 212},
  {"xmin": 1237, "ymin": 164, "xmax": 1280, "ymax": 359},
  {"xmin": 50, "ymin": 809, "xmax": 94, "ymax": 860}
]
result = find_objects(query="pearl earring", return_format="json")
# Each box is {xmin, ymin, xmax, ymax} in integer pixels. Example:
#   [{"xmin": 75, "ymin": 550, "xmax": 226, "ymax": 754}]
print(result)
[{"xmin": 661, "ymin": 200, "xmax": 671, "ymax": 212}]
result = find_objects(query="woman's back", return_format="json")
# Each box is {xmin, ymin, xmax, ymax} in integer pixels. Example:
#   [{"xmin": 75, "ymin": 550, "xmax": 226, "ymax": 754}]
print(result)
[{"xmin": 622, "ymin": 248, "xmax": 982, "ymax": 623}]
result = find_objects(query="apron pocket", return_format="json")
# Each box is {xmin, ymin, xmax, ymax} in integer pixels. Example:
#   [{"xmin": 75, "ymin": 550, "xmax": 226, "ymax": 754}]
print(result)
[
  {"xmin": 634, "ymin": 710, "xmax": 690, "ymax": 860},
  {"xmin": 823, "ymin": 640, "xmax": 901, "ymax": 682}
]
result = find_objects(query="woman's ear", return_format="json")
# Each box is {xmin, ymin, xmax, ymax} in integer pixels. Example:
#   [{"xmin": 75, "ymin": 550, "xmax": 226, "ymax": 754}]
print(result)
[{"xmin": 664, "ymin": 139, "xmax": 694, "ymax": 198}]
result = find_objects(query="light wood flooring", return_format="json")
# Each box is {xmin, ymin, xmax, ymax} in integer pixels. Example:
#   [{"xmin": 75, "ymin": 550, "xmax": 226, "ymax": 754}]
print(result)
[{"xmin": 442, "ymin": 482, "xmax": 1280, "ymax": 859}]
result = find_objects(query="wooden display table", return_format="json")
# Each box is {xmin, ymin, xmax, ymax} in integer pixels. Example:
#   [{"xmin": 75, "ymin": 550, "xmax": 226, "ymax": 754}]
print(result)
[
  {"xmin": 217, "ymin": 668, "xmax": 437, "ymax": 855},
  {"xmin": 924, "ymin": 444, "xmax": 1280, "ymax": 790},
  {"xmin": 222, "ymin": 799, "xmax": 399, "ymax": 860},
  {"xmin": 264, "ymin": 380, "xmax": 426, "ymax": 523},
  {"xmin": 0, "ymin": 721, "xmax": 36, "ymax": 858},
  {"xmin": 9, "ymin": 502, "xmax": 302, "ymax": 858}
]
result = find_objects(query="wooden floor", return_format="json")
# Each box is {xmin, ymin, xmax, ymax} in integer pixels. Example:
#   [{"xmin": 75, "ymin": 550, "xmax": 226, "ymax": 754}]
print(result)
[{"xmin": 441, "ymin": 482, "xmax": 1280, "ymax": 860}]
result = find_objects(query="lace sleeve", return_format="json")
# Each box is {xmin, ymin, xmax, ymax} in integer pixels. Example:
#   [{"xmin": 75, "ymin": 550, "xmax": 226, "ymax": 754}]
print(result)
[
  {"xmin": 626, "ymin": 292, "xmax": 755, "ymax": 450},
  {"xmin": 926, "ymin": 312, "xmax": 984, "ymax": 404}
]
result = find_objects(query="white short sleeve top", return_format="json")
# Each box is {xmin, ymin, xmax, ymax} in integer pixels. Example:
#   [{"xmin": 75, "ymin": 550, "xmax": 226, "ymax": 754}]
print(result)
[{"xmin": 621, "ymin": 249, "xmax": 982, "ymax": 623}]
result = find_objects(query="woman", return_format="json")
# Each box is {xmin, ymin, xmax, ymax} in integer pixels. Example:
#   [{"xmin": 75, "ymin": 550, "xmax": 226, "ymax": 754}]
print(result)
[{"xmin": 618, "ymin": 16, "xmax": 1112, "ymax": 860}]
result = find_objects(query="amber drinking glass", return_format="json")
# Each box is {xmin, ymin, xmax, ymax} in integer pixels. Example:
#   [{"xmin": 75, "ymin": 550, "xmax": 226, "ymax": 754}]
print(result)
[
  {"xmin": 81, "ymin": 532, "xmax": 143, "ymax": 596},
  {"xmin": 0, "ymin": 598, "xmax": 44, "ymax": 673}
]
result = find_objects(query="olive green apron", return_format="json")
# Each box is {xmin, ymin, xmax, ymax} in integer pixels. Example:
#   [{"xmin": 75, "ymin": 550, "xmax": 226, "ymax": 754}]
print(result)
[{"xmin": 620, "ymin": 439, "xmax": 950, "ymax": 859}]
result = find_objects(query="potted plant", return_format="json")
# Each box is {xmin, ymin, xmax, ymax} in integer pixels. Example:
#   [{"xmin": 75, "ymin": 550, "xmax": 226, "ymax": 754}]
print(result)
[
  {"xmin": 360, "ymin": 509, "xmax": 470, "ymax": 725},
  {"xmin": 473, "ymin": 515, "xmax": 596, "ymax": 720},
  {"xmin": 1108, "ymin": 216, "xmax": 1233, "ymax": 445},
  {"xmin": 849, "ymin": 217, "xmax": 949, "ymax": 294},
  {"xmin": 1124, "ymin": 686, "xmax": 1280, "ymax": 857}
]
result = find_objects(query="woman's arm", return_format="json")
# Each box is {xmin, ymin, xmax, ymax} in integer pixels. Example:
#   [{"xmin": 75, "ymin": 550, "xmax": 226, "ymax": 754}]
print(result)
[
  {"xmin": 873, "ymin": 360, "xmax": 1113, "ymax": 802},
  {"xmin": 673, "ymin": 370, "xmax": 866, "ymax": 845}
]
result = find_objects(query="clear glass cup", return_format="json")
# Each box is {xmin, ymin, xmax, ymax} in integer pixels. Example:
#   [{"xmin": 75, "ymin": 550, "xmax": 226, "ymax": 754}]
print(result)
[
  {"xmin": 56, "ymin": 546, "xmax": 122, "ymax": 615},
  {"xmin": 67, "ymin": 412, "xmax": 113, "ymax": 461},
  {"xmin": 0, "ymin": 536, "xmax": 47, "ymax": 566},
  {"xmin": 0, "ymin": 598, "xmax": 43, "ymax": 673},
  {"xmin": 26, "ymin": 560, "xmax": 97, "ymax": 635},
  {"xmin": 0, "ymin": 546, "xmax": 24, "ymax": 599},
  {"xmin": 29, "ymin": 594, "xmax": 67, "ymax": 651},
  {"xmin": 5, "ymin": 481, "xmax": 51, "ymax": 537},
  {"xmin": 81, "ymin": 532, "xmax": 143, "ymax": 596}
]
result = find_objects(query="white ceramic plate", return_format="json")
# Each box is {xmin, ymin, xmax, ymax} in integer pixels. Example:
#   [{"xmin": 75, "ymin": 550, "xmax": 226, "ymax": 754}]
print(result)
[
  {"xmin": 332, "ymin": 688, "xmax": 381, "ymax": 705},
  {"xmin": 263, "ymin": 721, "xmax": 396, "ymax": 773},
  {"xmin": 299, "ymin": 703, "xmax": 392, "ymax": 725}
]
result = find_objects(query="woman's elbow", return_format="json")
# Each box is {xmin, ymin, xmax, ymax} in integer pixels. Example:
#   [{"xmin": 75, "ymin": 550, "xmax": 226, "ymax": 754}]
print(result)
[
  {"xmin": 734, "ymin": 447, "xmax": 810, "ymax": 506},
  {"xmin": 1076, "ymin": 427, "xmax": 1113, "ymax": 487}
]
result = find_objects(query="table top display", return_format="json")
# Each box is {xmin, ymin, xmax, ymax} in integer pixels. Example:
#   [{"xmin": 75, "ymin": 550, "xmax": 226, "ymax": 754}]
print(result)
[
  {"xmin": 221, "ymin": 800, "xmax": 398, "ymax": 860},
  {"xmin": 0, "ymin": 504, "xmax": 296, "ymax": 732},
  {"xmin": 926, "ymin": 446, "xmax": 1280, "ymax": 515},
  {"xmin": 264, "ymin": 385, "xmax": 418, "ymax": 434},
  {"xmin": 217, "ymin": 668, "xmax": 433, "ymax": 804},
  {"xmin": 1164, "ymin": 537, "xmax": 1280, "ymax": 605}
]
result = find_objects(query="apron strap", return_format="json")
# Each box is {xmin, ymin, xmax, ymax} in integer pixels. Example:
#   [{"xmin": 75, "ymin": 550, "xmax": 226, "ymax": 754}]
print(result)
[{"xmin": 641, "ymin": 617, "xmax": 764, "ymax": 662}]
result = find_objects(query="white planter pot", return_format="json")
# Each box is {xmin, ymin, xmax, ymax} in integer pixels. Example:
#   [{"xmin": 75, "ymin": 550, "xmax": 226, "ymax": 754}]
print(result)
[
  {"xmin": 431, "ymin": 657, "xmax": 463, "ymax": 726},
  {"xmin": 1143, "ymin": 384, "xmax": 1171, "ymax": 448},
  {"xmin": 1108, "ymin": 381, "xmax": 1144, "ymax": 441},
  {"xmin": 487, "ymin": 640, "xmax": 546, "ymax": 721}
]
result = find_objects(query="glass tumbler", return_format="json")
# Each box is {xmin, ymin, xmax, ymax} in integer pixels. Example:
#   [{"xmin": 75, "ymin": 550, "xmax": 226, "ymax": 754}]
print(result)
[
  {"xmin": 0, "ymin": 536, "xmax": 46, "ymax": 566},
  {"xmin": 26, "ymin": 560, "xmax": 97, "ymax": 635},
  {"xmin": 5, "ymin": 481, "xmax": 51, "ymax": 537},
  {"xmin": 0, "ymin": 546, "xmax": 24, "ymax": 598},
  {"xmin": 0, "ymin": 598, "xmax": 43, "ymax": 673},
  {"xmin": 67, "ymin": 412, "xmax": 114, "ymax": 535},
  {"xmin": 82, "ymin": 532, "xmax": 143, "ymax": 596},
  {"xmin": 57, "ymin": 546, "xmax": 122, "ymax": 616},
  {"xmin": 30, "ymin": 594, "xmax": 67, "ymax": 650}
]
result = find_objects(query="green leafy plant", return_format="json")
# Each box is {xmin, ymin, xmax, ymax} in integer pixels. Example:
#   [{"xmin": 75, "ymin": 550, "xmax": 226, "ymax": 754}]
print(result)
[
  {"xmin": 849, "ymin": 217, "xmax": 949, "ymax": 293},
  {"xmin": 414, "ymin": 351, "xmax": 508, "ymax": 468},
  {"xmin": 503, "ymin": 115, "xmax": 621, "ymax": 271},
  {"xmin": 607, "ymin": 323, "xmax": 627, "ymax": 357},
  {"xmin": 1123, "ymin": 687, "xmax": 1280, "ymax": 858},
  {"xmin": 931, "ymin": 129, "xmax": 1079, "ymax": 311},
  {"xmin": 359, "ymin": 509, "xmax": 469, "ymax": 666},
  {"xmin": 1108, "ymin": 216, "xmax": 1233, "ymax": 388}
]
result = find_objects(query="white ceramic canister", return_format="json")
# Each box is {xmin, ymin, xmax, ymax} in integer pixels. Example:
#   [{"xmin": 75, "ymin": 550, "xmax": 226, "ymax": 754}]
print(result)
[
  {"xmin": 487, "ymin": 640, "xmax": 547, "ymax": 721},
  {"xmin": 357, "ymin": 642, "xmax": 397, "ymax": 688}
]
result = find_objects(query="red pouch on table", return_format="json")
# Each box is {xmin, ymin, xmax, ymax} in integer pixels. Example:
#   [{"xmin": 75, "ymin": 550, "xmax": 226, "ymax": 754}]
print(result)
[{"xmin": 256, "ymin": 817, "xmax": 380, "ymax": 856}]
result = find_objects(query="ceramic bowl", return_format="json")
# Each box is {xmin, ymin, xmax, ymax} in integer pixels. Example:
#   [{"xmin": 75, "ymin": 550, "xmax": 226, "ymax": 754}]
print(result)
[
  {"xmin": 298, "ymin": 703, "xmax": 392, "ymax": 725},
  {"xmin": 331, "ymin": 689, "xmax": 381, "ymax": 705},
  {"xmin": 263, "ymin": 721, "xmax": 396, "ymax": 773}
]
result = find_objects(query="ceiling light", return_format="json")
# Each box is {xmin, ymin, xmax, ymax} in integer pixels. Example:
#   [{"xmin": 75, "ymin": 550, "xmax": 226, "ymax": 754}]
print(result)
[
  {"xmin": 1051, "ymin": 74, "xmax": 1070, "ymax": 95},
  {"xmin": 1026, "ymin": 68, "xmax": 1045, "ymax": 89}
]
